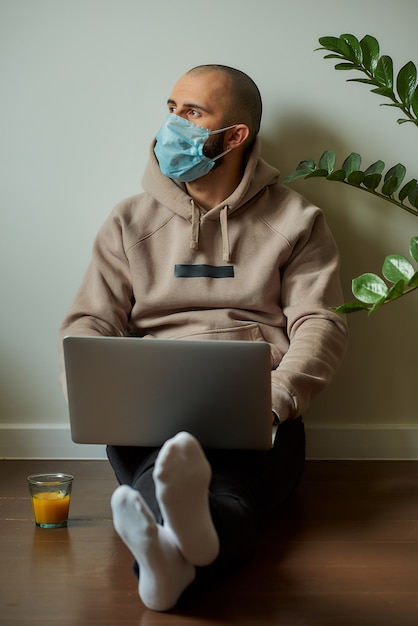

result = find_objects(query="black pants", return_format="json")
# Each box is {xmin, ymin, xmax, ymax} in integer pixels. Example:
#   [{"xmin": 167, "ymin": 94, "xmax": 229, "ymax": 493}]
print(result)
[{"xmin": 107, "ymin": 417, "xmax": 305, "ymax": 576}]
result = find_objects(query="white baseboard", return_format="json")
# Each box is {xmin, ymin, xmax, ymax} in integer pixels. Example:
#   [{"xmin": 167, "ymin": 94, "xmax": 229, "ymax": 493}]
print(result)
[
  {"xmin": 0, "ymin": 424, "xmax": 107, "ymax": 460},
  {"xmin": 305, "ymin": 423, "xmax": 418, "ymax": 460},
  {"xmin": 0, "ymin": 423, "xmax": 418, "ymax": 460}
]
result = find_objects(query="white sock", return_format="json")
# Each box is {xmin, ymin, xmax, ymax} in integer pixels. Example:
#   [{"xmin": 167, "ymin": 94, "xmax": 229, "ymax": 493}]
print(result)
[
  {"xmin": 111, "ymin": 484, "xmax": 195, "ymax": 612},
  {"xmin": 153, "ymin": 431, "xmax": 220, "ymax": 567}
]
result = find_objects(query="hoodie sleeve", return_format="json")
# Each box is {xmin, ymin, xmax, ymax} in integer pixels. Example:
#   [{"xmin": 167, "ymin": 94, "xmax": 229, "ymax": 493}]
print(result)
[
  {"xmin": 270, "ymin": 208, "xmax": 348, "ymax": 421},
  {"xmin": 58, "ymin": 207, "xmax": 133, "ymax": 395}
]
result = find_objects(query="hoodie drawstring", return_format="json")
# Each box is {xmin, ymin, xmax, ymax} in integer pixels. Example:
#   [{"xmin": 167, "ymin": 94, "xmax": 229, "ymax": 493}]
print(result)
[
  {"xmin": 220, "ymin": 206, "xmax": 231, "ymax": 262},
  {"xmin": 190, "ymin": 200, "xmax": 200, "ymax": 251},
  {"xmin": 190, "ymin": 201, "xmax": 231, "ymax": 263}
]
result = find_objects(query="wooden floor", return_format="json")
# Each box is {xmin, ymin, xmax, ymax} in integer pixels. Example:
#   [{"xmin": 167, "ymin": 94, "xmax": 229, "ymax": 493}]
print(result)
[{"xmin": 1, "ymin": 459, "xmax": 418, "ymax": 626}]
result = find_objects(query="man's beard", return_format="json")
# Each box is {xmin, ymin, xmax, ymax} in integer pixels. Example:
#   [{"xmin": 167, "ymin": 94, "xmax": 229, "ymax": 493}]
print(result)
[{"xmin": 202, "ymin": 131, "xmax": 227, "ymax": 168}]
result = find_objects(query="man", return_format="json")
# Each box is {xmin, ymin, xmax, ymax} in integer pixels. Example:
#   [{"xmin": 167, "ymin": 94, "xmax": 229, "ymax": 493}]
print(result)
[{"xmin": 59, "ymin": 65, "xmax": 348, "ymax": 611}]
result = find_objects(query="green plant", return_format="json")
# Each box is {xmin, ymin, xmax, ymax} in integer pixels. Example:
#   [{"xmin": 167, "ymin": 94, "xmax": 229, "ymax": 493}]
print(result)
[{"xmin": 284, "ymin": 33, "xmax": 418, "ymax": 314}]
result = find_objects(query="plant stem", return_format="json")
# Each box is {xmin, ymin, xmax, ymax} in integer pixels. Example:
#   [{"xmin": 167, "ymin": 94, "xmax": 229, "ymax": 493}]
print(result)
[
  {"xmin": 382, "ymin": 282, "xmax": 418, "ymax": 306},
  {"xmin": 341, "ymin": 180, "xmax": 418, "ymax": 217}
]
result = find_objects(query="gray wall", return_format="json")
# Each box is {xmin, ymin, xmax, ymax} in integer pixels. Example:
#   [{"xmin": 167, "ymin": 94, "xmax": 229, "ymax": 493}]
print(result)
[{"xmin": 1, "ymin": 0, "xmax": 417, "ymax": 458}]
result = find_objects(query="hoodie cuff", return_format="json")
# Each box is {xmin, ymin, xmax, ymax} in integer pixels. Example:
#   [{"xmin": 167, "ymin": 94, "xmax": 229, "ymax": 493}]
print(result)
[{"xmin": 271, "ymin": 382, "xmax": 296, "ymax": 423}]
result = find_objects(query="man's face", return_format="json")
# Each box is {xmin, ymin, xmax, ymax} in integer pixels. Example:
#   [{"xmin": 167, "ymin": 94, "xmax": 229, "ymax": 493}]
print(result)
[{"xmin": 166, "ymin": 71, "xmax": 231, "ymax": 160}]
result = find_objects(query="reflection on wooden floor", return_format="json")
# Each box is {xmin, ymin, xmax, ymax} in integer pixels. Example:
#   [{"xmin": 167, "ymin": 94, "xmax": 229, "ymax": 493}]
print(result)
[{"xmin": 1, "ymin": 459, "xmax": 418, "ymax": 625}]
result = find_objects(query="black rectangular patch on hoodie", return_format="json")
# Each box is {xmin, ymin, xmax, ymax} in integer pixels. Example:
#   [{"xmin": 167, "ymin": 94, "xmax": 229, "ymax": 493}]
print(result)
[{"xmin": 174, "ymin": 264, "xmax": 234, "ymax": 278}]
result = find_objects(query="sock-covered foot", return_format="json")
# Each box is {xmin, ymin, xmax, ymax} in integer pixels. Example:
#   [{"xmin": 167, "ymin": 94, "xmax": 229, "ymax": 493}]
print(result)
[
  {"xmin": 153, "ymin": 431, "xmax": 220, "ymax": 567},
  {"xmin": 111, "ymin": 484, "xmax": 195, "ymax": 612}
]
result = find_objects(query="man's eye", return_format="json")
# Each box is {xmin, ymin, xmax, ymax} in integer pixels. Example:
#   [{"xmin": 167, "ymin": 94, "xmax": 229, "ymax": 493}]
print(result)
[
  {"xmin": 190, "ymin": 109, "xmax": 200, "ymax": 117},
  {"xmin": 168, "ymin": 106, "xmax": 176, "ymax": 113}
]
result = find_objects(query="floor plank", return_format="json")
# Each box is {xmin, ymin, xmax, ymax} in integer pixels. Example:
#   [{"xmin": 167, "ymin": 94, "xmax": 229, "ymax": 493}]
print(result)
[{"xmin": 1, "ymin": 459, "xmax": 418, "ymax": 625}]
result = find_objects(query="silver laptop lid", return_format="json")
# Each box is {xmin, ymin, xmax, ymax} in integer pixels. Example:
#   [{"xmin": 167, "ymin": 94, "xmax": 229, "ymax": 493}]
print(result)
[{"xmin": 63, "ymin": 336, "xmax": 272, "ymax": 450}]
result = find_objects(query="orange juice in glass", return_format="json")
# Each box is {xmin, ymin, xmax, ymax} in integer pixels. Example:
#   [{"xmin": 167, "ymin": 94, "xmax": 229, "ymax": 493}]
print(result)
[{"xmin": 27, "ymin": 474, "xmax": 73, "ymax": 528}]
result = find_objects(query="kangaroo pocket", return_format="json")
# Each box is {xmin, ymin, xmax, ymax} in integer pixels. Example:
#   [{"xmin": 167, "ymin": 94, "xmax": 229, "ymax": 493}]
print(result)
[{"xmin": 170, "ymin": 323, "xmax": 285, "ymax": 369}]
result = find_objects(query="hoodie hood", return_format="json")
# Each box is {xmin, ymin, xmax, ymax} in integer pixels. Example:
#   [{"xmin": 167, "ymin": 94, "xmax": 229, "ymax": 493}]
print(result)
[{"xmin": 141, "ymin": 137, "xmax": 280, "ymax": 262}]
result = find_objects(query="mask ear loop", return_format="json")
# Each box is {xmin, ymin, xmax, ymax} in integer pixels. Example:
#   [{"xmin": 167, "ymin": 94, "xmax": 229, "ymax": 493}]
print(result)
[
  {"xmin": 211, "ymin": 147, "xmax": 232, "ymax": 162},
  {"xmin": 207, "ymin": 124, "xmax": 237, "ymax": 162},
  {"xmin": 209, "ymin": 124, "xmax": 237, "ymax": 135}
]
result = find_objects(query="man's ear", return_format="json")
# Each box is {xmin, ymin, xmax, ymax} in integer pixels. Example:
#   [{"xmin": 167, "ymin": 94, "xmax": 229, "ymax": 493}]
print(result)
[{"xmin": 226, "ymin": 124, "xmax": 250, "ymax": 149}]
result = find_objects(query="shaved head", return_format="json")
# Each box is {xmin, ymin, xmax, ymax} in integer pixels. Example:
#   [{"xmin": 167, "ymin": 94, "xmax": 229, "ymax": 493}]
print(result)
[{"xmin": 186, "ymin": 65, "xmax": 262, "ymax": 144}]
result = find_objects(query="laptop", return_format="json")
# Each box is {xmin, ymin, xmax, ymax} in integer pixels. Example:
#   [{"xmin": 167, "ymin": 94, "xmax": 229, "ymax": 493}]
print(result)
[{"xmin": 63, "ymin": 336, "xmax": 273, "ymax": 450}]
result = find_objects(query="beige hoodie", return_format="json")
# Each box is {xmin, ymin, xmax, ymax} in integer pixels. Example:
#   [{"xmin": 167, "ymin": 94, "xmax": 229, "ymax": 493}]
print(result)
[{"xmin": 59, "ymin": 138, "xmax": 348, "ymax": 421}]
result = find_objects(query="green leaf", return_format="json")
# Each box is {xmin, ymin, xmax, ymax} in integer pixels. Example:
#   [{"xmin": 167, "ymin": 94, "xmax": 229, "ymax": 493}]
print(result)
[
  {"xmin": 385, "ymin": 279, "xmax": 406, "ymax": 301},
  {"xmin": 408, "ymin": 270, "xmax": 418, "ymax": 288},
  {"xmin": 371, "ymin": 86, "xmax": 395, "ymax": 98},
  {"xmin": 295, "ymin": 159, "xmax": 316, "ymax": 171},
  {"xmin": 334, "ymin": 62, "xmax": 357, "ymax": 71},
  {"xmin": 283, "ymin": 169, "xmax": 313, "ymax": 183},
  {"xmin": 318, "ymin": 36, "xmax": 350, "ymax": 57},
  {"xmin": 332, "ymin": 301, "xmax": 370, "ymax": 314},
  {"xmin": 283, "ymin": 159, "xmax": 316, "ymax": 184},
  {"xmin": 342, "ymin": 153, "xmax": 361, "ymax": 176},
  {"xmin": 327, "ymin": 169, "xmax": 346, "ymax": 181},
  {"xmin": 305, "ymin": 169, "xmax": 329, "ymax": 179},
  {"xmin": 360, "ymin": 35, "xmax": 380, "ymax": 73},
  {"xmin": 383, "ymin": 102, "xmax": 407, "ymax": 109},
  {"xmin": 382, "ymin": 164, "xmax": 406, "ymax": 196},
  {"xmin": 323, "ymin": 54, "xmax": 347, "ymax": 60},
  {"xmin": 399, "ymin": 178, "xmax": 417, "ymax": 203},
  {"xmin": 410, "ymin": 236, "xmax": 418, "ymax": 263},
  {"xmin": 368, "ymin": 295, "xmax": 387, "ymax": 315},
  {"xmin": 347, "ymin": 170, "xmax": 365, "ymax": 186},
  {"xmin": 317, "ymin": 37, "xmax": 342, "ymax": 54},
  {"xmin": 382, "ymin": 255, "xmax": 415, "ymax": 282},
  {"xmin": 375, "ymin": 55, "xmax": 394, "ymax": 88},
  {"xmin": 408, "ymin": 184, "xmax": 418, "ymax": 207},
  {"xmin": 363, "ymin": 173, "xmax": 382, "ymax": 190},
  {"xmin": 364, "ymin": 160, "xmax": 385, "ymax": 175},
  {"xmin": 382, "ymin": 176, "xmax": 400, "ymax": 196},
  {"xmin": 385, "ymin": 163, "xmax": 406, "ymax": 185},
  {"xmin": 318, "ymin": 150, "xmax": 336, "ymax": 173},
  {"xmin": 352, "ymin": 273, "xmax": 388, "ymax": 304},
  {"xmin": 411, "ymin": 86, "xmax": 418, "ymax": 118},
  {"xmin": 347, "ymin": 78, "xmax": 378, "ymax": 86},
  {"xmin": 341, "ymin": 33, "xmax": 363, "ymax": 63},
  {"xmin": 396, "ymin": 61, "xmax": 417, "ymax": 106},
  {"xmin": 363, "ymin": 160, "xmax": 384, "ymax": 190},
  {"xmin": 397, "ymin": 118, "xmax": 418, "ymax": 126}
]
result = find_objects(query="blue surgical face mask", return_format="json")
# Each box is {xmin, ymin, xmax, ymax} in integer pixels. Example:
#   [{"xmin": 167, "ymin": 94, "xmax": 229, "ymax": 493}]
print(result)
[{"xmin": 154, "ymin": 114, "xmax": 237, "ymax": 182}]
